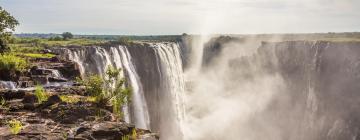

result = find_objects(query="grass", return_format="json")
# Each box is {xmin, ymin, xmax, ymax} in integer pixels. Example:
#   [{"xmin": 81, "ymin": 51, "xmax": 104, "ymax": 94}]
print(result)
[
  {"xmin": 22, "ymin": 53, "xmax": 56, "ymax": 59},
  {"xmin": 86, "ymin": 96, "xmax": 97, "ymax": 102},
  {"xmin": 0, "ymin": 54, "xmax": 28, "ymax": 72},
  {"xmin": 59, "ymin": 95, "xmax": 80, "ymax": 103},
  {"xmin": 0, "ymin": 96, "xmax": 5, "ymax": 107},
  {"xmin": 43, "ymin": 38, "xmax": 105, "ymax": 47},
  {"xmin": 35, "ymin": 85, "xmax": 48, "ymax": 104},
  {"xmin": 7, "ymin": 119, "xmax": 23, "ymax": 135}
]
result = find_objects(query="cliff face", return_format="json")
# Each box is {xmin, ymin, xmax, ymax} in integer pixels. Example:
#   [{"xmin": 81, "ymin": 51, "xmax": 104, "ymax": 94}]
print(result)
[{"xmin": 54, "ymin": 43, "xmax": 185, "ymax": 140}]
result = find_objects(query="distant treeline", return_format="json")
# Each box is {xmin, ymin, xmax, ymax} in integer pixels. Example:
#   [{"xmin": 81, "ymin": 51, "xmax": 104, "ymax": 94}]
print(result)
[{"xmin": 15, "ymin": 33, "xmax": 182, "ymax": 42}]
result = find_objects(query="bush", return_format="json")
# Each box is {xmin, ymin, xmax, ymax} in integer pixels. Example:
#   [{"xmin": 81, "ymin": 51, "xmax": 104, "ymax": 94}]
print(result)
[
  {"xmin": 35, "ymin": 85, "xmax": 48, "ymax": 104},
  {"xmin": 116, "ymin": 37, "xmax": 133, "ymax": 46},
  {"xmin": 0, "ymin": 54, "xmax": 28, "ymax": 72},
  {"xmin": 80, "ymin": 66, "xmax": 131, "ymax": 119},
  {"xmin": 7, "ymin": 119, "xmax": 23, "ymax": 134}
]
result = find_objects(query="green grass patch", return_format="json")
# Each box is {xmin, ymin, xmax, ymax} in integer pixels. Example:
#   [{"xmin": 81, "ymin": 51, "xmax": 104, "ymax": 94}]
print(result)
[
  {"xmin": 22, "ymin": 53, "xmax": 55, "ymax": 59},
  {"xmin": 0, "ymin": 54, "xmax": 28, "ymax": 72},
  {"xmin": 60, "ymin": 95, "xmax": 80, "ymax": 103},
  {"xmin": 35, "ymin": 85, "xmax": 48, "ymax": 104},
  {"xmin": 7, "ymin": 119, "xmax": 23, "ymax": 135}
]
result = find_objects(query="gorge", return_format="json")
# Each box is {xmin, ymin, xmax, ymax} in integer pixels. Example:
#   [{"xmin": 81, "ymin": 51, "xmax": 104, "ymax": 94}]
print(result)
[{"xmin": 53, "ymin": 36, "xmax": 360, "ymax": 140}]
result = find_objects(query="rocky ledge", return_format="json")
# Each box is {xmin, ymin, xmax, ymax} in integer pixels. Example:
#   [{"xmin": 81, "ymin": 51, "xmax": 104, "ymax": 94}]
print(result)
[{"xmin": 0, "ymin": 54, "xmax": 158, "ymax": 140}]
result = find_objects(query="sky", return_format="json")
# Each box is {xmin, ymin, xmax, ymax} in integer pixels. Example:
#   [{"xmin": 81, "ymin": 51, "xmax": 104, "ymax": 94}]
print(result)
[{"xmin": 1, "ymin": 0, "xmax": 360, "ymax": 35}]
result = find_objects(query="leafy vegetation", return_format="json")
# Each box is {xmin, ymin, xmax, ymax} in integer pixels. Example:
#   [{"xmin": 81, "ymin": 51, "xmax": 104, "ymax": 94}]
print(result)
[
  {"xmin": 62, "ymin": 32, "xmax": 73, "ymax": 40},
  {"xmin": 7, "ymin": 119, "xmax": 23, "ymax": 134},
  {"xmin": 115, "ymin": 37, "xmax": 133, "ymax": 46},
  {"xmin": 121, "ymin": 128, "xmax": 137, "ymax": 140},
  {"xmin": 12, "ymin": 37, "xmax": 105, "ymax": 48},
  {"xmin": 79, "ymin": 66, "xmax": 131, "ymax": 119},
  {"xmin": 0, "ymin": 54, "xmax": 28, "ymax": 72},
  {"xmin": 35, "ymin": 85, "xmax": 48, "ymax": 104},
  {"xmin": 0, "ymin": 6, "xmax": 19, "ymax": 53}
]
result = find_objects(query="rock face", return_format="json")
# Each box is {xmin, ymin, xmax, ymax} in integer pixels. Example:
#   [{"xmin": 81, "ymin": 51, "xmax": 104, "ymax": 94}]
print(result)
[
  {"xmin": 0, "ymin": 86, "xmax": 159, "ymax": 140},
  {"xmin": 0, "ymin": 52, "xmax": 158, "ymax": 140},
  {"xmin": 53, "ymin": 43, "xmax": 185, "ymax": 140}
]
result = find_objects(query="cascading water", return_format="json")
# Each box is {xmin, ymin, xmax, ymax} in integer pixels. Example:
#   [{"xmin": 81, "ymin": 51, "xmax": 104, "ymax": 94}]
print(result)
[
  {"xmin": 118, "ymin": 46, "xmax": 150, "ymax": 129},
  {"xmin": 0, "ymin": 81, "xmax": 16, "ymax": 90},
  {"xmin": 182, "ymin": 38, "xmax": 360, "ymax": 140},
  {"xmin": 59, "ymin": 43, "xmax": 185, "ymax": 139},
  {"xmin": 57, "ymin": 38, "xmax": 360, "ymax": 140}
]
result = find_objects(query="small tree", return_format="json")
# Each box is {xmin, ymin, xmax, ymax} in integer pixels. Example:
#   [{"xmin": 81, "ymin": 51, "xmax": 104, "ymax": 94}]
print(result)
[
  {"xmin": 0, "ymin": 6, "xmax": 19, "ymax": 53},
  {"xmin": 117, "ymin": 37, "xmax": 132, "ymax": 46},
  {"xmin": 80, "ymin": 66, "xmax": 131, "ymax": 119},
  {"xmin": 62, "ymin": 32, "xmax": 73, "ymax": 40}
]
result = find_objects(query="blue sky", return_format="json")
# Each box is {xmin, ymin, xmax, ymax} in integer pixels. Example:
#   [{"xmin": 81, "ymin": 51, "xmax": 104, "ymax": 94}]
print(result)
[{"xmin": 1, "ymin": 0, "xmax": 360, "ymax": 35}]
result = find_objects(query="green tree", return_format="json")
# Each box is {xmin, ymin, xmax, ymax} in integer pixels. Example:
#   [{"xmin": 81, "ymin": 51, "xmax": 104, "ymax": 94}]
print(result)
[
  {"xmin": 80, "ymin": 66, "xmax": 131, "ymax": 119},
  {"xmin": 0, "ymin": 6, "xmax": 19, "ymax": 53},
  {"xmin": 116, "ymin": 37, "xmax": 132, "ymax": 46},
  {"xmin": 62, "ymin": 32, "xmax": 73, "ymax": 40}
]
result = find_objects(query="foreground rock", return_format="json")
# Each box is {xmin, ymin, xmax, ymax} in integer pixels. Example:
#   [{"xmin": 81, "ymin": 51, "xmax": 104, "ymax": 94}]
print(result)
[{"xmin": 0, "ymin": 88, "xmax": 158, "ymax": 140}]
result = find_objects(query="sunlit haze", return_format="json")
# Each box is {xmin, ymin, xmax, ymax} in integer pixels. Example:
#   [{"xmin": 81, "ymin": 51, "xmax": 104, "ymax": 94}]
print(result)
[{"xmin": 1, "ymin": 0, "xmax": 360, "ymax": 34}]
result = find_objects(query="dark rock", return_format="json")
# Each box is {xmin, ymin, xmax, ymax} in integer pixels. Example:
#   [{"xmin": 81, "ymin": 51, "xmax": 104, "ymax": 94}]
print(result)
[
  {"xmin": 38, "ymin": 95, "xmax": 61, "ymax": 109},
  {"xmin": 46, "ymin": 103, "xmax": 114, "ymax": 124},
  {"xmin": 22, "ymin": 94, "xmax": 37, "ymax": 104},
  {"xmin": 31, "ymin": 75, "xmax": 49, "ymax": 85},
  {"xmin": 18, "ymin": 80, "xmax": 35, "ymax": 88},
  {"xmin": 57, "ymin": 62, "xmax": 81, "ymax": 80},
  {"xmin": 0, "ymin": 90, "xmax": 26, "ymax": 100},
  {"xmin": 48, "ymin": 77, "xmax": 67, "ymax": 82},
  {"xmin": 7, "ymin": 99, "xmax": 24, "ymax": 111},
  {"xmin": 22, "ymin": 94, "xmax": 38, "ymax": 110},
  {"xmin": 70, "ymin": 122, "xmax": 135, "ymax": 140}
]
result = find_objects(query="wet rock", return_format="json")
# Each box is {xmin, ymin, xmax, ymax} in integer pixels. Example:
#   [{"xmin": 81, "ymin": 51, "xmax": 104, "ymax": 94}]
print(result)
[
  {"xmin": 48, "ymin": 77, "xmax": 67, "ymax": 82},
  {"xmin": 0, "ymin": 90, "xmax": 26, "ymax": 100},
  {"xmin": 30, "ymin": 66, "xmax": 52, "ymax": 76}
]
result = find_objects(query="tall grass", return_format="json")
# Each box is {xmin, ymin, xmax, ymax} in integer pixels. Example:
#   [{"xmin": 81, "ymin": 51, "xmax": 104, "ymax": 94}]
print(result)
[
  {"xmin": 35, "ymin": 85, "xmax": 48, "ymax": 104},
  {"xmin": 0, "ymin": 54, "xmax": 28, "ymax": 72}
]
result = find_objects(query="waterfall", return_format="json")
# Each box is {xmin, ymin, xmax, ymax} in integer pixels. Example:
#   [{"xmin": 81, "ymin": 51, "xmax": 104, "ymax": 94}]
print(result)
[
  {"xmin": 57, "ymin": 38, "xmax": 360, "ymax": 140},
  {"xmin": 50, "ymin": 69, "xmax": 63, "ymax": 78},
  {"xmin": 118, "ymin": 46, "xmax": 150, "ymax": 129},
  {"xmin": 60, "ymin": 43, "xmax": 185, "ymax": 137},
  {"xmin": 153, "ymin": 43, "xmax": 185, "ymax": 139},
  {"xmin": 0, "ymin": 81, "xmax": 17, "ymax": 90},
  {"xmin": 182, "ymin": 39, "xmax": 360, "ymax": 140}
]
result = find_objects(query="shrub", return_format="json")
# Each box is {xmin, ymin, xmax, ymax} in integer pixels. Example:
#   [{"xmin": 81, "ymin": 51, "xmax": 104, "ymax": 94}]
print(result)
[
  {"xmin": 7, "ymin": 119, "xmax": 23, "ymax": 134},
  {"xmin": 35, "ymin": 85, "xmax": 48, "ymax": 104},
  {"xmin": 80, "ymin": 66, "xmax": 131, "ymax": 119},
  {"xmin": 116, "ymin": 37, "xmax": 133, "ymax": 46},
  {"xmin": 79, "ymin": 75, "xmax": 105, "ymax": 103},
  {"xmin": 0, "ymin": 54, "xmax": 28, "ymax": 72}
]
